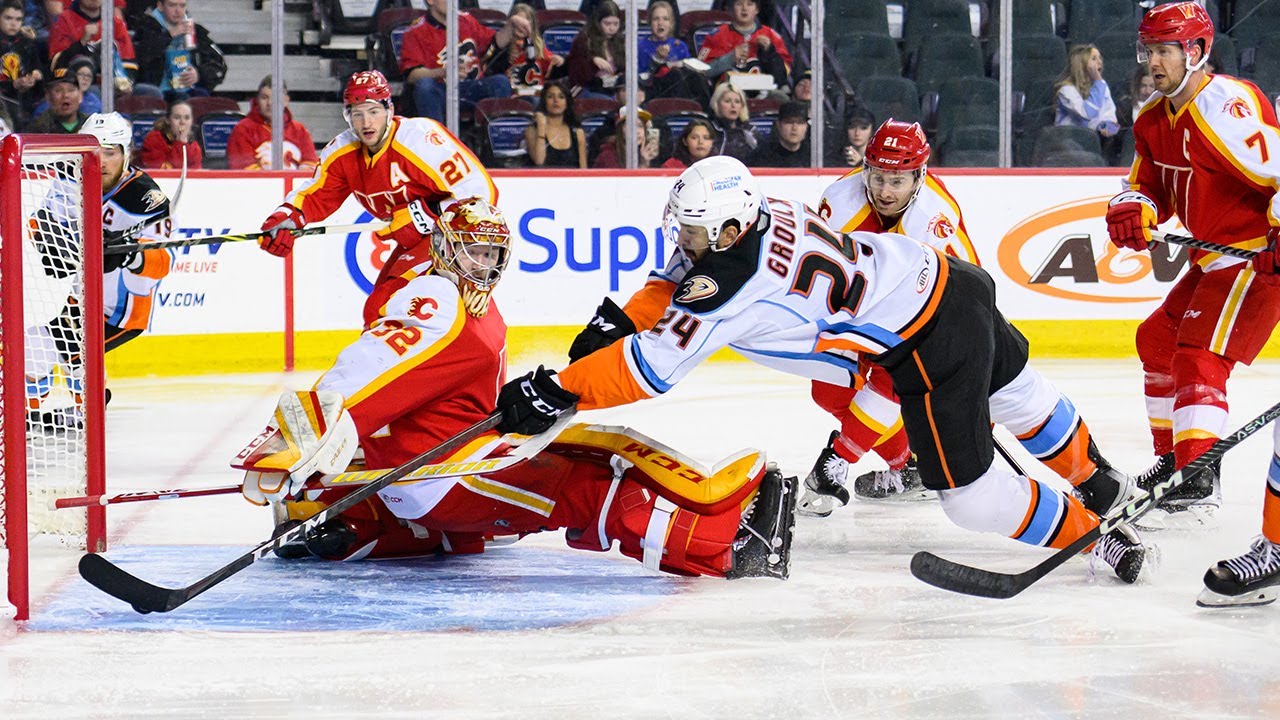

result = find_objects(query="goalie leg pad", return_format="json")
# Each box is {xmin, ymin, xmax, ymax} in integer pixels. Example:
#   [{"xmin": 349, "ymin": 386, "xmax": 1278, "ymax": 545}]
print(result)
[{"xmin": 304, "ymin": 488, "xmax": 448, "ymax": 561}]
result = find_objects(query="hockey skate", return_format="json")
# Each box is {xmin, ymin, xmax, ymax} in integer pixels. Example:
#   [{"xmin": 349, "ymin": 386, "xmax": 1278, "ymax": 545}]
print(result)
[
  {"xmin": 797, "ymin": 431, "xmax": 850, "ymax": 517},
  {"xmin": 1073, "ymin": 441, "xmax": 1137, "ymax": 517},
  {"xmin": 853, "ymin": 456, "xmax": 929, "ymax": 501},
  {"xmin": 1197, "ymin": 536, "xmax": 1280, "ymax": 608},
  {"xmin": 1090, "ymin": 524, "xmax": 1147, "ymax": 584},
  {"xmin": 1133, "ymin": 452, "xmax": 1221, "ymax": 530},
  {"xmin": 727, "ymin": 464, "xmax": 797, "ymax": 579},
  {"xmin": 271, "ymin": 501, "xmax": 314, "ymax": 560}
]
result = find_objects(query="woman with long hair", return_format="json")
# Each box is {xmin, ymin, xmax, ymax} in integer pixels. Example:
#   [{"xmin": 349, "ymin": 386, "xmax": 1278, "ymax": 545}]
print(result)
[
  {"xmin": 1054, "ymin": 44, "xmax": 1119, "ymax": 137},
  {"xmin": 566, "ymin": 0, "xmax": 625, "ymax": 99},
  {"xmin": 525, "ymin": 82, "xmax": 588, "ymax": 168},
  {"xmin": 139, "ymin": 98, "xmax": 204, "ymax": 169},
  {"xmin": 663, "ymin": 118, "xmax": 715, "ymax": 168},
  {"xmin": 708, "ymin": 82, "xmax": 757, "ymax": 162},
  {"xmin": 485, "ymin": 3, "xmax": 564, "ymax": 96},
  {"xmin": 1126, "ymin": 63, "xmax": 1155, "ymax": 125},
  {"xmin": 593, "ymin": 107, "xmax": 659, "ymax": 168}
]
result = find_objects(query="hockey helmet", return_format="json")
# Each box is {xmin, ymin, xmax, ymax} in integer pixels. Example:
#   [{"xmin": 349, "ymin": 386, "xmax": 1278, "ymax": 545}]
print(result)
[
  {"xmin": 1137, "ymin": 2, "xmax": 1214, "ymax": 93},
  {"xmin": 83, "ymin": 111, "xmax": 133, "ymax": 167},
  {"xmin": 665, "ymin": 156, "xmax": 762, "ymax": 254},
  {"xmin": 865, "ymin": 119, "xmax": 930, "ymax": 173},
  {"xmin": 431, "ymin": 197, "xmax": 511, "ymax": 317},
  {"xmin": 344, "ymin": 70, "xmax": 393, "ymax": 108}
]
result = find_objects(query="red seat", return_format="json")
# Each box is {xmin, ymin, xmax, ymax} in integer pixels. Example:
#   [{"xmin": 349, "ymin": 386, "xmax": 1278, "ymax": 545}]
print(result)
[
  {"xmin": 186, "ymin": 95, "xmax": 242, "ymax": 121},
  {"xmin": 645, "ymin": 97, "xmax": 704, "ymax": 117},
  {"xmin": 474, "ymin": 96, "xmax": 535, "ymax": 124},
  {"xmin": 377, "ymin": 7, "xmax": 425, "ymax": 34},
  {"xmin": 679, "ymin": 10, "xmax": 731, "ymax": 54},
  {"xmin": 115, "ymin": 94, "xmax": 167, "ymax": 115},
  {"xmin": 536, "ymin": 9, "xmax": 586, "ymax": 26},
  {"xmin": 470, "ymin": 8, "xmax": 508, "ymax": 30},
  {"xmin": 573, "ymin": 97, "xmax": 620, "ymax": 117},
  {"xmin": 747, "ymin": 97, "xmax": 781, "ymax": 116}
]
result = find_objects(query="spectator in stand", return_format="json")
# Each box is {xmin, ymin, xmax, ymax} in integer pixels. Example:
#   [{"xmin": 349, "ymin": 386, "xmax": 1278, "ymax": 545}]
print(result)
[
  {"xmin": 792, "ymin": 68, "xmax": 811, "ymax": 102},
  {"xmin": 140, "ymin": 97, "xmax": 201, "ymax": 168},
  {"xmin": 23, "ymin": 57, "xmax": 86, "ymax": 131},
  {"xmin": 1126, "ymin": 63, "xmax": 1154, "ymax": 125},
  {"xmin": 641, "ymin": 0, "xmax": 707, "ymax": 104},
  {"xmin": 484, "ymin": 3, "xmax": 562, "ymax": 98},
  {"xmin": 525, "ymin": 82, "xmax": 587, "ymax": 168},
  {"xmin": 698, "ymin": 0, "xmax": 790, "ymax": 90},
  {"xmin": 398, "ymin": 0, "xmax": 516, "ymax": 122},
  {"xmin": 226, "ymin": 75, "xmax": 318, "ymax": 171},
  {"xmin": 708, "ymin": 81, "xmax": 756, "ymax": 161},
  {"xmin": 749, "ymin": 99, "xmax": 809, "ymax": 167},
  {"xmin": 566, "ymin": 0, "xmax": 624, "ymax": 100},
  {"xmin": 24, "ymin": 0, "xmax": 62, "ymax": 43},
  {"xmin": 32, "ymin": 54, "xmax": 98, "ymax": 114},
  {"xmin": 48, "ymin": 0, "xmax": 140, "ymax": 95},
  {"xmin": 1, "ymin": 0, "xmax": 43, "ymax": 117},
  {"xmin": 132, "ymin": 0, "xmax": 226, "ymax": 101},
  {"xmin": 662, "ymin": 117, "xmax": 715, "ymax": 169},
  {"xmin": 0, "ymin": 96, "xmax": 14, "ymax": 136},
  {"xmin": 593, "ymin": 105, "xmax": 659, "ymax": 168},
  {"xmin": 828, "ymin": 104, "xmax": 873, "ymax": 167},
  {"xmin": 1054, "ymin": 44, "xmax": 1119, "ymax": 138}
]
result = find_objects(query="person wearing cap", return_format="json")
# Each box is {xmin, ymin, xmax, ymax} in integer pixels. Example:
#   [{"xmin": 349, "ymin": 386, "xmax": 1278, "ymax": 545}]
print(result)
[
  {"xmin": 592, "ymin": 105, "xmax": 659, "ymax": 168},
  {"xmin": 31, "ymin": 54, "xmax": 99, "ymax": 116},
  {"xmin": 22, "ymin": 55, "xmax": 87, "ymax": 132},
  {"xmin": 792, "ymin": 68, "xmax": 811, "ymax": 102},
  {"xmin": 748, "ymin": 99, "xmax": 809, "ymax": 168}
]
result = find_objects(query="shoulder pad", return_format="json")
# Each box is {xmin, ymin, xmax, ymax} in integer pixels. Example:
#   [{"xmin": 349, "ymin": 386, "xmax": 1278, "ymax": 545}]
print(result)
[
  {"xmin": 672, "ymin": 230, "xmax": 762, "ymax": 316},
  {"xmin": 112, "ymin": 170, "xmax": 170, "ymax": 219}
]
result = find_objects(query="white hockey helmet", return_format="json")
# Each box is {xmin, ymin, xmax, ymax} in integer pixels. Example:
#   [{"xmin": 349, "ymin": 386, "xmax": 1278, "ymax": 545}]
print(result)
[
  {"xmin": 83, "ymin": 112, "xmax": 133, "ymax": 167},
  {"xmin": 665, "ymin": 156, "xmax": 762, "ymax": 252}
]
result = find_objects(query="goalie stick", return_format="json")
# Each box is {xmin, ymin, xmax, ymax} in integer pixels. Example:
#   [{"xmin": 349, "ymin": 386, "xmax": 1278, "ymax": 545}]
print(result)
[
  {"xmin": 911, "ymin": 399, "xmax": 1280, "ymax": 599},
  {"xmin": 103, "ymin": 222, "xmax": 388, "ymax": 255},
  {"xmin": 78, "ymin": 412, "xmax": 507, "ymax": 614}
]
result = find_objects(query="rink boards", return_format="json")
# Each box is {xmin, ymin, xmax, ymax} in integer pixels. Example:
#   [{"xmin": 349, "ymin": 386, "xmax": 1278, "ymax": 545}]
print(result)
[{"xmin": 103, "ymin": 168, "xmax": 1280, "ymax": 376}]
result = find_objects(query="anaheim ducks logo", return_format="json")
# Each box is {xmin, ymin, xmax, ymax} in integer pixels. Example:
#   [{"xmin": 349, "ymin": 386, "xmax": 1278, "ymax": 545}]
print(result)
[
  {"xmin": 677, "ymin": 275, "xmax": 718, "ymax": 302},
  {"xmin": 1223, "ymin": 97, "xmax": 1252, "ymax": 119},
  {"xmin": 142, "ymin": 189, "xmax": 167, "ymax": 212},
  {"xmin": 407, "ymin": 296, "xmax": 438, "ymax": 321},
  {"xmin": 927, "ymin": 213, "xmax": 954, "ymax": 239}
]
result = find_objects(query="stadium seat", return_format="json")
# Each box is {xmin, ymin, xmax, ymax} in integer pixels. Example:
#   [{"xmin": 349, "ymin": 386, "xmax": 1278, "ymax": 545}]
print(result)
[
  {"xmin": 999, "ymin": 33, "xmax": 1066, "ymax": 96},
  {"xmin": 939, "ymin": 124, "xmax": 998, "ymax": 165},
  {"xmin": 826, "ymin": 0, "xmax": 892, "ymax": 39},
  {"xmin": 186, "ymin": 96, "xmax": 242, "ymax": 121},
  {"xmin": 680, "ymin": 10, "xmax": 731, "ymax": 55},
  {"xmin": 576, "ymin": 97, "xmax": 619, "ymax": 137},
  {"xmin": 115, "ymin": 94, "xmax": 167, "ymax": 116},
  {"xmin": 538, "ymin": 10, "xmax": 586, "ymax": 56},
  {"xmin": 913, "ymin": 33, "xmax": 985, "ymax": 94},
  {"xmin": 1241, "ymin": 36, "xmax": 1280, "ymax": 97},
  {"xmin": 198, "ymin": 111, "xmax": 244, "ymax": 168},
  {"xmin": 127, "ymin": 110, "xmax": 165, "ymax": 153},
  {"xmin": 1040, "ymin": 148, "xmax": 1107, "ymax": 167},
  {"xmin": 365, "ymin": 7, "xmax": 426, "ymax": 81},
  {"xmin": 1091, "ymin": 32, "xmax": 1138, "ymax": 107},
  {"xmin": 999, "ymin": 0, "xmax": 1056, "ymax": 36},
  {"xmin": 1067, "ymin": 0, "xmax": 1136, "ymax": 42},
  {"xmin": 471, "ymin": 8, "xmax": 509, "ymax": 31},
  {"xmin": 475, "ymin": 97, "xmax": 535, "ymax": 163},
  {"xmin": 1211, "ymin": 33, "xmax": 1239, "ymax": 76},
  {"xmin": 902, "ymin": 0, "xmax": 973, "ymax": 54},
  {"xmin": 943, "ymin": 148, "xmax": 999, "ymax": 167},
  {"xmin": 933, "ymin": 77, "xmax": 1000, "ymax": 144},
  {"xmin": 656, "ymin": 111, "xmax": 709, "ymax": 147},
  {"xmin": 646, "ymin": 97, "xmax": 704, "ymax": 116},
  {"xmin": 1018, "ymin": 77, "xmax": 1058, "ymax": 134},
  {"xmin": 1117, "ymin": 126, "xmax": 1135, "ymax": 167},
  {"xmin": 857, "ymin": 75, "xmax": 922, "ymax": 125},
  {"xmin": 1032, "ymin": 125, "xmax": 1102, "ymax": 165},
  {"xmin": 834, "ymin": 33, "xmax": 902, "ymax": 83}
]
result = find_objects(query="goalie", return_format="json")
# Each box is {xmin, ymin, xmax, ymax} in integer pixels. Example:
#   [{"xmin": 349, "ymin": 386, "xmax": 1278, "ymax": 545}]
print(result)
[{"xmin": 234, "ymin": 198, "xmax": 796, "ymax": 580}]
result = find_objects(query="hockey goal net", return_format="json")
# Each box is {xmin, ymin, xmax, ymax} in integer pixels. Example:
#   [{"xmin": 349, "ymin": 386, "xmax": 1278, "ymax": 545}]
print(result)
[{"xmin": 1, "ymin": 135, "xmax": 106, "ymax": 621}]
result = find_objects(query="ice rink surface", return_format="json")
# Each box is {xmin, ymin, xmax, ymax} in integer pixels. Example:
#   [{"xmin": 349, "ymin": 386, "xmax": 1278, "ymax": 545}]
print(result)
[{"xmin": 4, "ymin": 358, "xmax": 1280, "ymax": 719}]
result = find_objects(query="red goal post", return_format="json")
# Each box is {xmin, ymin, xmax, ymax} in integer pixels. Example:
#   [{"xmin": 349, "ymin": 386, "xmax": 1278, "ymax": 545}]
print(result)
[{"xmin": 1, "ymin": 134, "xmax": 106, "ymax": 621}]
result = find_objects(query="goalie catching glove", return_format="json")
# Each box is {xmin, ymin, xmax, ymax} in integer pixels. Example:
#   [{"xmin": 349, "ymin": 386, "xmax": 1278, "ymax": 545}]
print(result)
[
  {"xmin": 232, "ymin": 390, "xmax": 360, "ymax": 505},
  {"xmin": 568, "ymin": 296, "xmax": 638, "ymax": 362}
]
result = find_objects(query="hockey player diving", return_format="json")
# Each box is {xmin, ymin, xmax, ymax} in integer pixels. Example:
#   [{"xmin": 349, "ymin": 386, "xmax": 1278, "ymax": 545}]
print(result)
[
  {"xmin": 1105, "ymin": 2, "xmax": 1280, "ymax": 607},
  {"xmin": 501, "ymin": 156, "xmax": 1149, "ymax": 584},
  {"xmin": 235, "ymin": 71, "xmax": 795, "ymax": 580}
]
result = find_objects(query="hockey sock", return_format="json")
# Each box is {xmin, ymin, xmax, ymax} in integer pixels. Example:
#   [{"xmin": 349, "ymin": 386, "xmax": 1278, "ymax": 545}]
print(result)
[
  {"xmin": 1136, "ymin": 304, "xmax": 1179, "ymax": 455},
  {"xmin": 872, "ymin": 424, "xmax": 911, "ymax": 470},
  {"xmin": 1014, "ymin": 397, "xmax": 1097, "ymax": 485},
  {"xmin": 1170, "ymin": 347, "xmax": 1232, "ymax": 468},
  {"xmin": 1011, "ymin": 479, "xmax": 1098, "ymax": 550},
  {"xmin": 1265, "ymin": 454, "xmax": 1280, "ymax": 546}
]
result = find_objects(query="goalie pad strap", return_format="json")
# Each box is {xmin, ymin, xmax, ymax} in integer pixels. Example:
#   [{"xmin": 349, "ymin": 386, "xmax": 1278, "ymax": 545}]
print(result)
[
  {"xmin": 643, "ymin": 496, "xmax": 678, "ymax": 572},
  {"xmin": 597, "ymin": 455, "xmax": 630, "ymax": 550}
]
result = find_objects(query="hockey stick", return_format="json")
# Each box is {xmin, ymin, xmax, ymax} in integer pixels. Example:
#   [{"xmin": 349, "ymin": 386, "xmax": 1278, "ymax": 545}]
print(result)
[
  {"xmin": 911, "ymin": 399, "xmax": 1280, "ymax": 599},
  {"xmin": 55, "ymin": 422, "xmax": 567, "ymax": 509},
  {"xmin": 78, "ymin": 412, "xmax": 505, "ymax": 614},
  {"xmin": 1155, "ymin": 231, "xmax": 1258, "ymax": 260},
  {"xmin": 103, "ymin": 222, "xmax": 388, "ymax": 256}
]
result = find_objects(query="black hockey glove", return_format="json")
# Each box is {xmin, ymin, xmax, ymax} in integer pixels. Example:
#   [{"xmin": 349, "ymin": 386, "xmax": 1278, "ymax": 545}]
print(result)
[
  {"xmin": 496, "ymin": 366, "xmax": 579, "ymax": 436},
  {"xmin": 568, "ymin": 297, "xmax": 638, "ymax": 362},
  {"xmin": 103, "ymin": 246, "xmax": 143, "ymax": 274}
]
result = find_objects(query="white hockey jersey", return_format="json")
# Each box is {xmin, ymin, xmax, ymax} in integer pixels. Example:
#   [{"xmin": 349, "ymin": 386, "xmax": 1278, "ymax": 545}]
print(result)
[
  {"xmin": 101, "ymin": 168, "xmax": 174, "ymax": 331},
  {"xmin": 558, "ymin": 197, "xmax": 948, "ymax": 409},
  {"xmin": 818, "ymin": 168, "xmax": 979, "ymax": 265}
]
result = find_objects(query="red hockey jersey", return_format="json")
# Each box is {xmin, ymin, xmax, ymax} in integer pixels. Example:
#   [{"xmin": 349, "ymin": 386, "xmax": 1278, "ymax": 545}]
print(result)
[
  {"xmin": 1127, "ymin": 74, "xmax": 1280, "ymax": 268},
  {"xmin": 398, "ymin": 12, "xmax": 496, "ymax": 79}
]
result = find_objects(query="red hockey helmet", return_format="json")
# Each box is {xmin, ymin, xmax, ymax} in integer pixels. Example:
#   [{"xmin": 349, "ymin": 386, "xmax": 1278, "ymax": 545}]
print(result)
[
  {"xmin": 1137, "ymin": 2, "xmax": 1214, "ymax": 71},
  {"xmin": 865, "ymin": 119, "xmax": 931, "ymax": 172},
  {"xmin": 344, "ymin": 70, "xmax": 393, "ymax": 108}
]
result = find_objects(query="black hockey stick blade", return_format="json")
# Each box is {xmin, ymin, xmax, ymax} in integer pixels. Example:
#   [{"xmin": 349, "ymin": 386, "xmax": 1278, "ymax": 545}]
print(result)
[
  {"xmin": 78, "ymin": 412, "xmax": 504, "ymax": 613},
  {"xmin": 911, "ymin": 399, "xmax": 1280, "ymax": 599}
]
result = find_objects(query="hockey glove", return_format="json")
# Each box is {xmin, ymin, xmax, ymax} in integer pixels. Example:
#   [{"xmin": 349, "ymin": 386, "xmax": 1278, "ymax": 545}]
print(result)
[
  {"xmin": 496, "ymin": 366, "xmax": 579, "ymax": 436},
  {"xmin": 1252, "ymin": 227, "xmax": 1280, "ymax": 276},
  {"xmin": 568, "ymin": 297, "xmax": 638, "ymax": 362},
  {"xmin": 1106, "ymin": 191, "xmax": 1158, "ymax": 252},
  {"xmin": 260, "ymin": 204, "xmax": 305, "ymax": 257}
]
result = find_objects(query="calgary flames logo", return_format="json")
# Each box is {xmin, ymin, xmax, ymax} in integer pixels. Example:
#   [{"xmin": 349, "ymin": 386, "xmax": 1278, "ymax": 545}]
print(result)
[
  {"xmin": 927, "ymin": 214, "xmax": 954, "ymax": 239},
  {"xmin": 1223, "ymin": 97, "xmax": 1252, "ymax": 119},
  {"xmin": 407, "ymin": 297, "xmax": 438, "ymax": 321},
  {"xmin": 817, "ymin": 197, "xmax": 832, "ymax": 221}
]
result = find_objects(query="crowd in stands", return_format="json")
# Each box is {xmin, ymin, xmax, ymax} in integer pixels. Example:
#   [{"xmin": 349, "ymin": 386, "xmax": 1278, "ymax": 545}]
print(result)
[{"xmin": 4, "ymin": 0, "xmax": 1280, "ymax": 171}]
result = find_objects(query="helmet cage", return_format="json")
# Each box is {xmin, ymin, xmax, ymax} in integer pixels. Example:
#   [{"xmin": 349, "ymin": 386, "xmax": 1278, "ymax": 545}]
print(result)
[{"xmin": 430, "ymin": 200, "xmax": 511, "ymax": 317}]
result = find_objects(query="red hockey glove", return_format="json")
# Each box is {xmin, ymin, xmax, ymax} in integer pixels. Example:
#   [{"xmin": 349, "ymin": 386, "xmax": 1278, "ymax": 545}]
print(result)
[
  {"xmin": 1106, "ymin": 191, "xmax": 1158, "ymax": 252},
  {"xmin": 1251, "ymin": 227, "xmax": 1280, "ymax": 276},
  {"xmin": 260, "ymin": 204, "xmax": 305, "ymax": 257}
]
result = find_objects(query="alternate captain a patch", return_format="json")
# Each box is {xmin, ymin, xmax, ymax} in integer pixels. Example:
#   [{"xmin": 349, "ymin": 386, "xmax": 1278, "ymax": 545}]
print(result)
[{"xmin": 676, "ymin": 276, "xmax": 719, "ymax": 303}]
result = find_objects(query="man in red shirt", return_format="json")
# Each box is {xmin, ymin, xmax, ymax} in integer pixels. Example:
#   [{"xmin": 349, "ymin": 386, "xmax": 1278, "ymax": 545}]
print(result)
[
  {"xmin": 398, "ymin": 0, "xmax": 517, "ymax": 122},
  {"xmin": 697, "ymin": 0, "xmax": 790, "ymax": 89},
  {"xmin": 226, "ymin": 75, "xmax": 319, "ymax": 170},
  {"xmin": 47, "ymin": 0, "xmax": 137, "ymax": 81}
]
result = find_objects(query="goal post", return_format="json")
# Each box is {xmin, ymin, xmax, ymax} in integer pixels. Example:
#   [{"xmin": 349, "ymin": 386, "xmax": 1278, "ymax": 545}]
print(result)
[{"xmin": 1, "ymin": 134, "xmax": 106, "ymax": 621}]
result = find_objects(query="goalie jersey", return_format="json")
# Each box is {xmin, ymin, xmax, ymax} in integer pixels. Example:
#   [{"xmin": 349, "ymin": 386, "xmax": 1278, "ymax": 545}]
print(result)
[
  {"xmin": 558, "ymin": 197, "xmax": 946, "ymax": 408},
  {"xmin": 818, "ymin": 167, "xmax": 979, "ymax": 265},
  {"xmin": 102, "ymin": 168, "xmax": 174, "ymax": 333}
]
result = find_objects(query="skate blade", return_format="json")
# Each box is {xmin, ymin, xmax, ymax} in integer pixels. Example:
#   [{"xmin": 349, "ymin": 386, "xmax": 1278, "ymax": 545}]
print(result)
[
  {"xmin": 1133, "ymin": 505, "xmax": 1219, "ymax": 531},
  {"xmin": 1196, "ymin": 586, "xmax": 1278, "ymax": 608},
  {"xmin": 797, "ymin": 489, "xmax": 840, "ymax": 518},
  {"xmin": 854, "ymin": 489, "xmax": 934, "ymax": 502}
]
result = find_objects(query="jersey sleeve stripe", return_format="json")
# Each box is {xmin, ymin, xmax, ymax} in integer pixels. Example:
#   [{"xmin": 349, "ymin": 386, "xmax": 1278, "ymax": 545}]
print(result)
[
  {"xmin": 841, "ymin": 203, "xmax": 873, "ymax": 233},
  {"xmin": 628, "ymin": 337, "xmax": 675, "ymax": 394},
  {"xmin": 391, "ymin": 139, "xmax": 451, "ymax": 192},
  {"xmin": 291, "ymin": 143, "xmax": 357, "ymax": 206},
  {"xmin": 342, "ymin": 300, "xmax": 468, "ymax": 408}
]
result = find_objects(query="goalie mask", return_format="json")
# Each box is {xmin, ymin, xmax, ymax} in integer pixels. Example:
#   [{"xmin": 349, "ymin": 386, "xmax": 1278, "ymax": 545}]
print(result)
[{"xmin": 430, "ymin": 197, "xmax": 511, "ymax": 317}]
